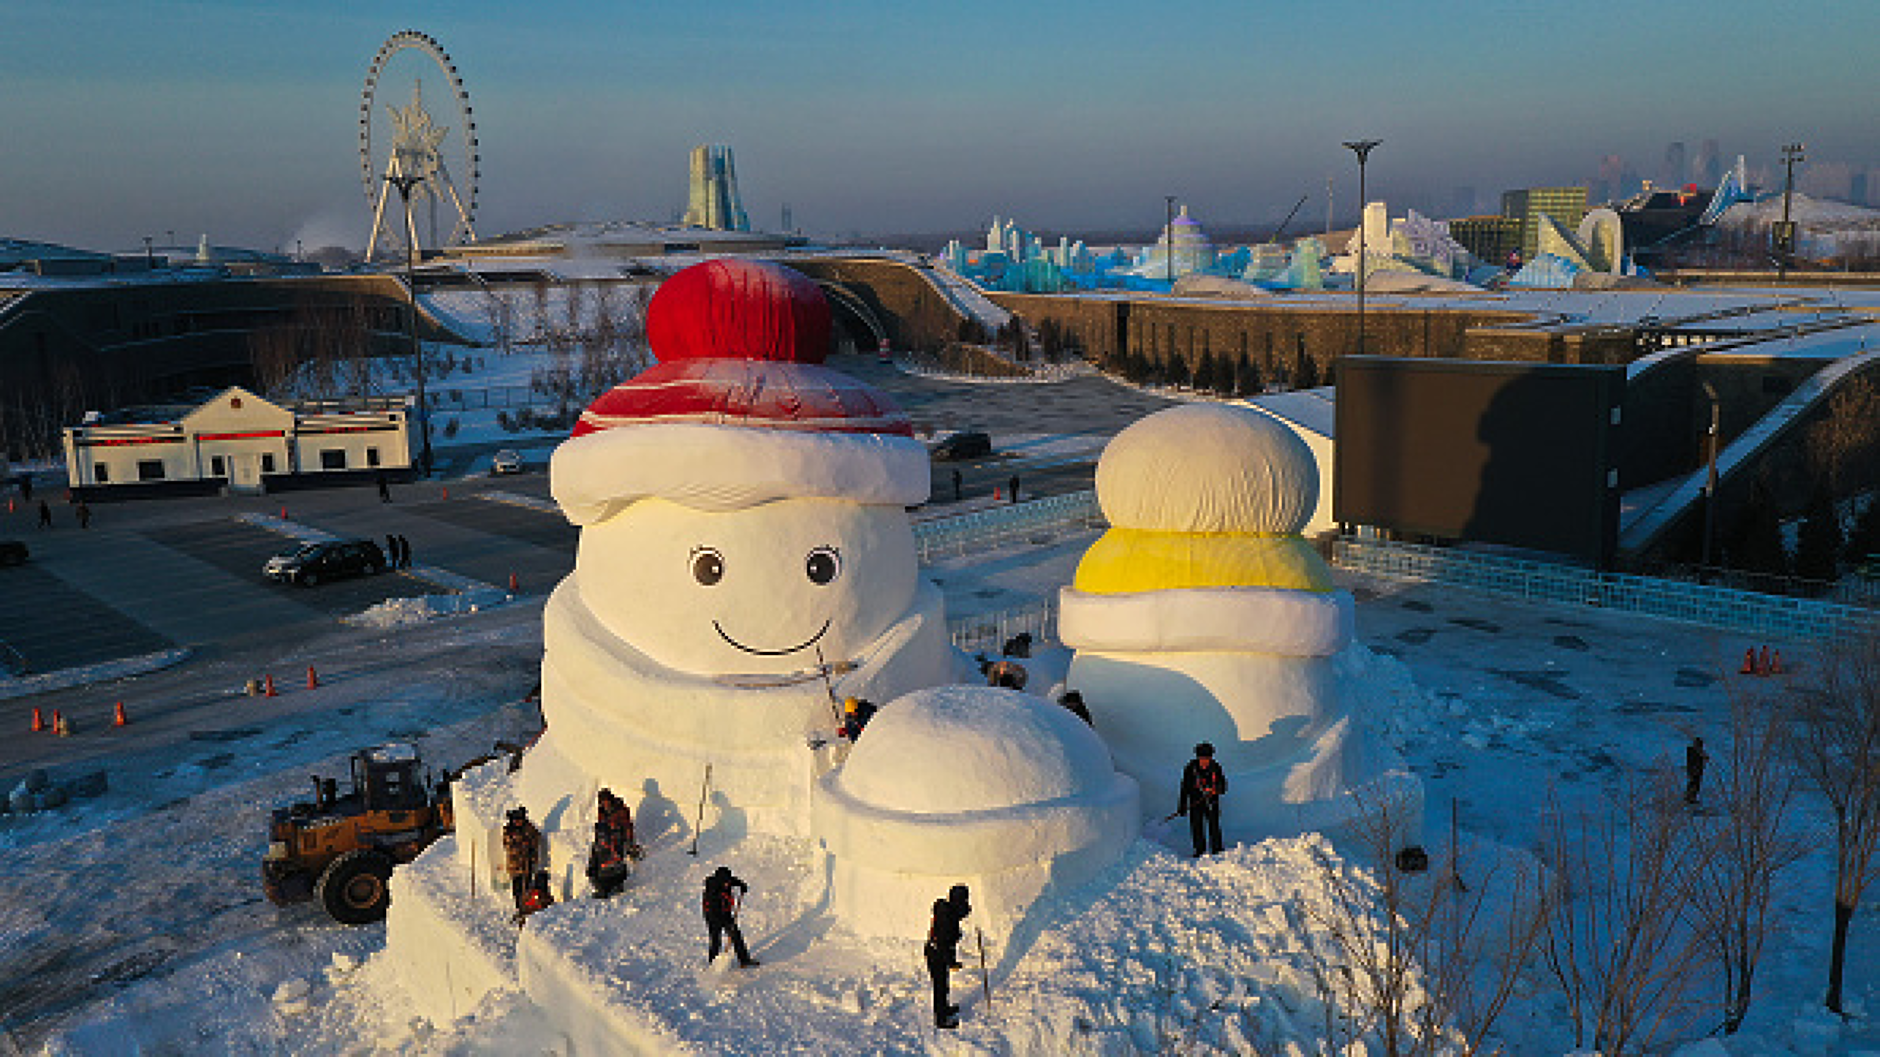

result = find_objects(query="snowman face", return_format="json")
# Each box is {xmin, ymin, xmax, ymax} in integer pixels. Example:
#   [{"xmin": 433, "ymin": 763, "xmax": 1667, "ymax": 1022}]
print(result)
[{"xmin": 576, "ymin": 496, "xmax": 919, "ymax": 676}]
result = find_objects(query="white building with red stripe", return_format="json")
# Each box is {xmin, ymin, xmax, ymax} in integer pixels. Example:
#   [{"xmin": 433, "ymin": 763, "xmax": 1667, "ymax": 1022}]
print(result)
[{"xmin": 62, "ymin": 386, "xmax": 412, "ymax": 497}]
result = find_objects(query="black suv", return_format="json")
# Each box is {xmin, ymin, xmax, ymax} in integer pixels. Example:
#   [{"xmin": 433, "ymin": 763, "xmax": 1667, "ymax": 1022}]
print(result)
[
  {"xmin": 931, "ymin": 431, "xmax": 993, "ymax": 461},
  {"xmin": 264, "ymin": 540, "xmax": 388, "ymax": 587}
]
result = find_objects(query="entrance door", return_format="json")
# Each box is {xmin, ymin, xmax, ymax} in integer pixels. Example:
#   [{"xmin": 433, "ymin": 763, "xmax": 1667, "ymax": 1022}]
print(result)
[{"xmin": 230, "ymin": 454, "xmax": 263, "ymax": 494}]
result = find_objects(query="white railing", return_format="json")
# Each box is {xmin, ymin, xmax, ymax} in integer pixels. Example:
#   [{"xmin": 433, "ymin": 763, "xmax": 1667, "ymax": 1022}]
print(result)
[
  {"xmin": 1331, "ymin": 537, "xmax": 1878, "ymax": 641},
  {"xmin": 948, "ymin": 599, "xmax": 1059, "ymax": 655},
  {"xmin": 913, "ymin": 490, "xmax": 1103, "ymax": 563}
]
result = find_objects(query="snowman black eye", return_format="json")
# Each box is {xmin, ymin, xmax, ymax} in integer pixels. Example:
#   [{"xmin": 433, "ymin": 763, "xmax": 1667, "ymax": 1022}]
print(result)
[
  {"xmin": 805, "ymin": 546, "xmax": 841, "ymax": 586},
  {"xmin": 691, "ymin": 547, "xmax": 724, "ymax": 586}
]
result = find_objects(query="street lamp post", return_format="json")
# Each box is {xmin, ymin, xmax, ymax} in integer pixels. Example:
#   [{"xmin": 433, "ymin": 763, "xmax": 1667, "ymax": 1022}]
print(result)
[
  {"xmin": 1700, "ymin": 382, "xmax": 1721, "ymax": 574},
  {"xmin": 388, "ymin": 172, "xmax": 432, "ymax": 477},
  {"xmin": 1164, "ymin": 195, "xmax": 1177, "ymax": 287},
  {"xmin": 142, "ymin": 236, "xmax": 154, "ymax": 268},
  {"xmin": 1777, "ymin": 142, "xmax": 1805, "ymax": 280},
  {"xmin": 1342, "ymin": 139, "xmax": 1381, "ymax": 356}
]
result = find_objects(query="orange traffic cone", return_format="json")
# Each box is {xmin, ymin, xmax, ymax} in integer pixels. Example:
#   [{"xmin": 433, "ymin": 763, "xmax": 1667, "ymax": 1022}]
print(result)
[
  {"xmin": 1770, "ymin": 649, "xmax": 1785, "ymax": 675},
  {"xmin": 30, "ymin": 706, "xmax": 44, "ymax": 732},
  {"xmin": 1757, "ymin": 645, "xmax": 1771, "ymax": 676},
  {"xmin": 508, "ymin": 572, "xmax": 519, "ymax": 592},
  {"xmin": 993, "ymin": 486, "xmax": 1003, "ymax": 501},
  {"xmin": 442, "ymin": 487, "xmax": 449, "ymax": 500},
  {"xmin": 1740, "ymin": 648, "xmax": 1757, "ymax": 675},
  {"xmin": 264, "ymin": 673, "xmax": 278, "ymax": 698},
  {"xmin": 306, "ymin": 666, "xmax": 319, "ymax": 690},
  {"xmin": 6, "ymin": 497, "xmax": 13, "ymax": 514},
  {"xmin": 279, "ymin": 506, "xmax": 288, "ymax": 519},
  {"xmin": 114, "ymin": 701, "xmax": 128, "ymax": 727},
  {"xmin": 52, "ymin": 710, "xmax": 71, "ymax": 737}
]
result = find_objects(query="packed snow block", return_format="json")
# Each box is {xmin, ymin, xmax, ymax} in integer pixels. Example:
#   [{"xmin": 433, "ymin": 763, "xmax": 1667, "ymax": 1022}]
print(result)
[
  {"xmin": 385, "ymin": 836, "xmax": 522, "ymax": 1027},
  {"xmin": 518, "ymin": 574, "xmax": 953, "ymax": 838},
  {"xmin": 515, "ymin": 913, "xmax": 705, "ymax": 1057},
  {"xmin": 813, "ymin": 685, "xmax": 1140, "ymax": 942}
]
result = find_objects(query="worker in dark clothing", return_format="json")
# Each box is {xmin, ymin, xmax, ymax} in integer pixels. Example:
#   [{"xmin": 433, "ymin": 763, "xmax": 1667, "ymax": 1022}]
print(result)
[
  {"xmin": 1007, "ymin": 474, "xmax": 1020, "ymax": 504},
  {"xmin": 514, "ymin": 869, "xmax": 555, "ymax": 926},
  {"xmin": 1178, "ymin": 742, "xmax": 1228, "ymax": 857},
  {"xmin": 702, "ymin": 866, "xmax": 758, "ymax": 967},
  {"xmin": 385, "ymin": 535, "xmax": 399, "ymax": 569},
  {"xmin": 1685, "ymin": 736, "xmax": 1709, "ymax": 805},
  {"xmin": 502, "ymin": 806, "xmax": 542, "ymax": 912},
  {"xmin": 838, "ymin": 696, "xmax": 878, "ymax": 742},
  {"xmin": 74, "ymin": 501, "xmax": 91, "ymax": 529},
  {"xmin": 377, "ymin": 471, "xmax": 392, "ymax": 503},
  {"xmin": 951, "ymin": 468, "xmax": 963, "ymax": 503},
  {"xmin": 1058, "ymin": 690, "xmax": 1093, "ymax": 726},
  {"xmin": 37, "ymin": 500, "xmax": 51, "ymax": 529},
  {"xmin": 925, "ymin": 884, "xmax": 972, "ymax": 1029},
  {"xmin": 586, "ymin": 788, "xmax": 639, "ymax": 898}
]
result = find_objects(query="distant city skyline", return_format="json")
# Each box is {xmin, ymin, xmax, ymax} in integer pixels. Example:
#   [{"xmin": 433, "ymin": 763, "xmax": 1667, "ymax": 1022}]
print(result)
[{"xmin": 4, "ymin": 0, "xmax": 1879, "ymax": 253}]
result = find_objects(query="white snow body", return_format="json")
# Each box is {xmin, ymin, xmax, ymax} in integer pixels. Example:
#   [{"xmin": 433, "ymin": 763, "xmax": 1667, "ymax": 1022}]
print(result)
[{"xmin": 812, "ymin": 684, "xmax": 1140, "ymax": 940}]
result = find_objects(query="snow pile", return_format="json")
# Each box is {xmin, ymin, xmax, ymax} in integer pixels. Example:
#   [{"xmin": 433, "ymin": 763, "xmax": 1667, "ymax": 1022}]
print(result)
[{"xmin": 342, "ymin": 587, "xmax": 513, "ymax": 629}]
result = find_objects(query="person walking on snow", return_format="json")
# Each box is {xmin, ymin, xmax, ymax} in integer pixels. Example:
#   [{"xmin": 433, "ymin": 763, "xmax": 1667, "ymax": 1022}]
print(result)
[
  {"xmin": 75, "ymin": 501, "xmax": 90, "ymax": 529},
  {"xmin": 502, "ymin": 806, "xmax": 542, "ymax": 912},
  {"xmin": 925, "ymin": 884, "xmax": 972, "ymax": 1029},
  {"xmin": 377, "ymin": 470, "xmax": 391, "ymax": 503},
  {"xmin": 1178, "ymin": 742, "xmax": 1228, "ymax": 857},
  {"xmin": 586, "ymin": 788, "xmax": 639, "ymax": 898},
  {"xmin": 37, "ymin": 500, "xmax": 51, "ymax": 529},
  {"xmin": 702, "ymin": 866, "xmax": 758, "ymax": 967},
  {"xmin": 1685, "ymin": 736, "xmax": 1709, "ymax": 805},
  {"xmin": 514, "ymin": 869, "xmax": 555, "ymax": 925}
]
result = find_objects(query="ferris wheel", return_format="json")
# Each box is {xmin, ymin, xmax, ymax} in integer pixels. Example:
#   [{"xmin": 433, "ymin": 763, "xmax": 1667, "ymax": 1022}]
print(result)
[{"xmin": 360, "ymin": 30, "xmax": 480, "ymax": 261}]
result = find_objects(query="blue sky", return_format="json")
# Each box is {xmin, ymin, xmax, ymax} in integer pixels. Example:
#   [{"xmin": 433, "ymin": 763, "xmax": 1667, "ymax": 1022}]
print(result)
[{"xmin": 3, "ymin": 0, "xmax": 1876, "ymax": 252}]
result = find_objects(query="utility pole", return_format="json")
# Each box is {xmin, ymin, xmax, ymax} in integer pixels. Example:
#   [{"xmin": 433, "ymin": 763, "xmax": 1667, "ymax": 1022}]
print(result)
[
  {"xmin": 1777, "ymin": 142, "xmax": 1805, "ymax": 280},
  {"xmin": 142, "ymin": 236, "xmax": 153, "ymax": 268},
  {"xmin": 1342, "ymin": 139, "xmax": 1381, "ymax": 355},
  {"xmin": 1700, "ymin": 382, "xmax": 1721, "ymax": 575},
  {"xmin": 389, "ymin": 171, "xmax": 432, "ymax": 477},
  {"xmin": 1164, "ymin": 195, "xmax": 1177, "ymax": 287}
]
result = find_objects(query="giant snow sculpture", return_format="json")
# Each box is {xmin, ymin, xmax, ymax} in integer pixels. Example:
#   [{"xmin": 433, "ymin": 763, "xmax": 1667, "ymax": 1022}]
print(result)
[
  {"xmin": 388, "ymin": 261, "xmax": 1142, "ymax": 1033},
  {"xmin": 451, "ymin": 259, "xmax": 956, "ymax": 896},
  {"xmin": 1059, "ymin": 404, "xmax": 1417, "ymax": 846}
]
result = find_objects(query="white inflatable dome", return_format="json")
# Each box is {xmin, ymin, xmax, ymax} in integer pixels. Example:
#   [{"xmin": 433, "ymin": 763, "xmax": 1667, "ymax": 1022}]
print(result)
[
  {"xmin": 814, "ymin": 685, "xmax": 1139, "ymax": 939},
  {"xmin": 1094, "ymin": 403, "xmax": 1316, "ymax": 535}
]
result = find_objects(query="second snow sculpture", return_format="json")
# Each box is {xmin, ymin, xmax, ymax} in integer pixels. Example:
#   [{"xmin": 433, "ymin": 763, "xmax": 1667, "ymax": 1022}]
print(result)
[{"xmin": 1059, "ymin": 403, "xmax": 1411, "ymax": 845}]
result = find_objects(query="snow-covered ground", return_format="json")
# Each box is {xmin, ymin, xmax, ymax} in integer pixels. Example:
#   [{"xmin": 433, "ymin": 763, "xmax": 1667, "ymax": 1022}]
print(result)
[{"xmin": 3, "ymin": 512, "xmax": 1876, "ymax": 1054}]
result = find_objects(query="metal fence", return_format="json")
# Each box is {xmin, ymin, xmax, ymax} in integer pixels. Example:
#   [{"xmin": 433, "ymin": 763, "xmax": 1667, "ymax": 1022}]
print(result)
[
  {"xmin": 913, "ymin": 490, "xmax": 1104, "ymax": 563},
  {"xmin": 1330, "ymin": 537, "xmax": 1879, "ymax": 641},
  {"xmin": 948, "ymin": 599, "xmax": 1059, "ymax": 655},
  {"xmin": 425, "ymin": 386, "xmax": 556, "ymax": 412}
]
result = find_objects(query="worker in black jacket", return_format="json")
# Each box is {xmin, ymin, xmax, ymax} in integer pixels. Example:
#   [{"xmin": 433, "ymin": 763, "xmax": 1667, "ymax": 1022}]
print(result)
[
  {"xmin": 702, "ymin": 866, "xmax": 759, "ymax": 967},
  {"xmin": 1177, "ymin": 742, "xmax": 1228, "ymax": 857},
  {"xmin": 925, "ymin": 884, "xmax": 972, "ymax": 1029}
]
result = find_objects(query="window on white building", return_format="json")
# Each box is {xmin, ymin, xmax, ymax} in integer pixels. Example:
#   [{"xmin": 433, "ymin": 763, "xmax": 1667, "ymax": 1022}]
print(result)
[
  {"xmin": 365, "ymin": 447, "xmax": 380, "ymax": 467},
  {"xmin": 137, "ymin": 460, "xmax": 166, "ymax": 481},
  {"xmin": 261, "ymin": 453, "xmax": 276, "ymax": 473},
  {"xmin": 210, "ymin": 455, "xmax": 226, "ymax": 477},
  {"xmin": 95, "ymin": 462, "xmax": 109, "ymax": 483},
  {"xmin": 320, "ymin": 449, "xmax": 346, "ymax": 471}
]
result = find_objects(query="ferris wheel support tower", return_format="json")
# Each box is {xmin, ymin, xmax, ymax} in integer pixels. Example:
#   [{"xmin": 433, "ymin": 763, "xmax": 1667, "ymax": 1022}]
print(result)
[{"xmin": 360, "ymin": 30, "xmax": 480, "ymax": 261}]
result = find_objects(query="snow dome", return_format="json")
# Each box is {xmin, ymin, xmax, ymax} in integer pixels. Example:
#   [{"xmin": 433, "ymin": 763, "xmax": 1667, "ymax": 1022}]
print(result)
[{"xmin": 814, "ymin": 685, "xmax": 1140, "ymax": 940}]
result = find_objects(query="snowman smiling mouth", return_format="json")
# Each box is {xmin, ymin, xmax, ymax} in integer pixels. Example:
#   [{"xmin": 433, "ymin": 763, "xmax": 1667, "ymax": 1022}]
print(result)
[{"xmin": 714, "ymin": 618, "xmax": 831, "ymax": 657}]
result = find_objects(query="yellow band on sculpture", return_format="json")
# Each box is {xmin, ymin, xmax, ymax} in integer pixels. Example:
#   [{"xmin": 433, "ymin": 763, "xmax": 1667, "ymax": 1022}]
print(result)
[{"xmin": 1071, "ymin": 528, "xmax": 1335, "ymax": 595}]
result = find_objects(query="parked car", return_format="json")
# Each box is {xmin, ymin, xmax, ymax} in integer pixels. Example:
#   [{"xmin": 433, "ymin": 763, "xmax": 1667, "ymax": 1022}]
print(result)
[
  {"xmin": 264, "ymin": 540, "xmax": 388, "ymax": 587},
  {"xmin": 490, "ymin": 449, "xmax": 523, "ymax": 475},
  {"xmin": 0, "ymin": 540, "xmax": 27, "ymax": 567},
  {"xmin": 931, "ymin": 431, "xmax": 993, "ymax": 461}
]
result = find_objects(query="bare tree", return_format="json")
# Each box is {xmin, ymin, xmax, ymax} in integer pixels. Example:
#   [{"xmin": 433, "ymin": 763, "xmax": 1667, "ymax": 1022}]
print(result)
[
  {"xmin": 1688, "ymin": 689, "xmax": 1809, "ymax": 1033},
  {"xmin": 1302, "ymin": 787, "xmax": 1547, "ymax": 1056},
  {"xmin": 1787, "ymin": 629, "xmax": 1880, "ymax": 1015},
  {"xmin": 1537, "ymin": 775, "xmax": 1710, "ymax": 1054},
  {"xmin": 1806, "ymin": 375, "xmax": 1880, "ymax": 493}
]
